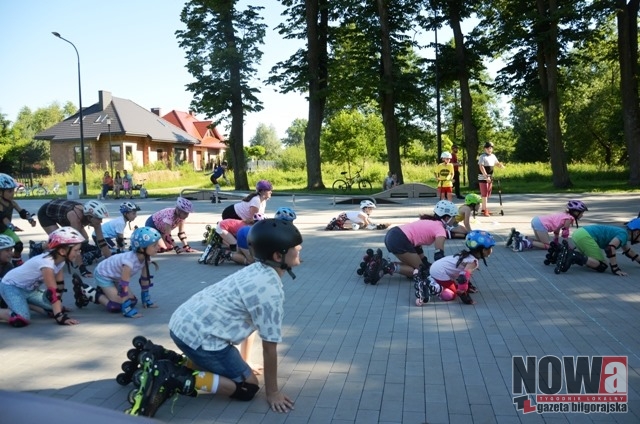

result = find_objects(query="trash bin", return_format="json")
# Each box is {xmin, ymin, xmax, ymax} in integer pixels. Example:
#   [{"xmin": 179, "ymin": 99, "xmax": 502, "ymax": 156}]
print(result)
[{"xmin": 66, "ymin": 182, "xmax": 80, "ymax": 200}]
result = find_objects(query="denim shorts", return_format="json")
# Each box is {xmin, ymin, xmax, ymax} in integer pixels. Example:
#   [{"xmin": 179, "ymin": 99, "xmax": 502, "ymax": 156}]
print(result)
[
  {"xmin": 531, "ymin": 216, "xmax": 546, "ymax": 232},
  {"xmin": 170, "ymin": 330, "xmax": 252, "ymax": 383},
  {"xmin": 0, "ymin": 284, "xmax": 52, "ymax": 319}
]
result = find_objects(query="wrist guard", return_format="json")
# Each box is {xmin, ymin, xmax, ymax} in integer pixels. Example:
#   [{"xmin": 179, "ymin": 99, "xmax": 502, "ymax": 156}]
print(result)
[
  {"xmin": 96, "ymin": 238, "xmax": 108, "ymax": 249},
  {"xmin": 118, "ymin": 280, "xmax": 130, "ymax": 297},
  {"xmin": 561, "ymin": 228, "xmax": 570, "ymax": 239},
  {"xmin": 610, "ymin": 264, "xmax": 622, "ymax": 275},
  {"xmin": 116, "ymin": 236, "xmax": 125, "ymax": 249},
  {"xmin": 434, "ymin": 249, "xmax": 444, "ymax": 261},
  {"xmin": 178, "ymin": 231, "xmax": 187, "ymax": 241},
  {"xmin": 54, "ymin": 312, "xmax": 70, "ymax": 325},
  {"xmin": 19, "ymin": 209, "xmax": 31, "ymax": 220}
]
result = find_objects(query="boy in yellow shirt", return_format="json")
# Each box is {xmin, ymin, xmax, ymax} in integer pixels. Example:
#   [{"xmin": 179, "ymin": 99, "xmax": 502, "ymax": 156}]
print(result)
[{"xmin": 434, "ymin": 152, "xmax": 454, "ymax": 201}]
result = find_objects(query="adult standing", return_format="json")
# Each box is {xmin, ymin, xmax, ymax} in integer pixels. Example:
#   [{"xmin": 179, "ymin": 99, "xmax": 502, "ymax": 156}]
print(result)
[
  {"xmin": 221, "ymin": 180, "xmax": 273, "ymax": 223},
  {"xmin": 451, "ymin": 145, "xmax": 464, "ymax": 199},
  {"xmin": 477, "ymin": 142, "xmax": 505, "ymax": 216}
]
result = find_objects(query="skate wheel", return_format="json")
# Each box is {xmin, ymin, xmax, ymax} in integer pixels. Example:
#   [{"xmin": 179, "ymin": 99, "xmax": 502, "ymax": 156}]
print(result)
[
  {"xmin": 543, "ymin": 259, "xmax": 550, "ymax": 265},
  {"xmin": 127, "ymin": 348, "xmax": 141, "ymax": 361},
  {"xmin": 554, "ymin": 268, "xmax": 561, "ymax": 274},
  {"xmin": 132, "ymin": 369, "xmax": 143, "ymax": 387},
  {"xmin": 121, "ymin": 360, "xmax": 136, "ymax": 372},
  {"xmin": 117, "ymin": 373, "xmax": 132, "ymax": 386},
  {"xmin": 128, "ymin": 388, "xmax": 138, "ymax": 405},
  {"xmin": 205, "ymin": 225, "xmax": 211, "ymax": 231},
  {"xmin": 356, "ymin": 269, "xmax": 364, "ymax": 275},
  {"xmin": 132, "ymin": 335, "xmax": 147, "ymax": 349},
  {"xmin": 416, "ymin": 298, "xmax": 424, "ymax": 306}
]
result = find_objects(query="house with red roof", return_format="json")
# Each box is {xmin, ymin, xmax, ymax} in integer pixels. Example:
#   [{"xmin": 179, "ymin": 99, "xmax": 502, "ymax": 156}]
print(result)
[
  {"xmin": 161, "ymin": 110, "xmax": 227, "ymax": 171},
  {"xmin": 35, "ymin": 90, "xmax": 225, "ymax": 173}
]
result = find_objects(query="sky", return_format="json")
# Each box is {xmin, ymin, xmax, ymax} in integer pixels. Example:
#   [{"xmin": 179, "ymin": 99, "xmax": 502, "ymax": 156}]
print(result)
[
  {"xmin": 0, "ymin": 1, "xmax": 485, "ymax": 144},
  {"xmin": 0, "ymin": 0, "xmax": 309, "ymax": 143}
]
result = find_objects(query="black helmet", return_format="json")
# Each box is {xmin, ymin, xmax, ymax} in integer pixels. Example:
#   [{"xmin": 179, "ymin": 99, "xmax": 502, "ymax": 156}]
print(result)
[{"xmin": 248, "ymin": 219, "xmax": 302, "ymax": 262}]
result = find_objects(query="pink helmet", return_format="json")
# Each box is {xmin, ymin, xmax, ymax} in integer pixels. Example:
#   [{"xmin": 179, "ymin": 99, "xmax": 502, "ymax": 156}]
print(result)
[
  {"xmin": 48, "ymin": 227, "xmax": 85, "ymax": 249},
  {"xmin": 176, "ymin": 197, "xmax": 193, "ymax": 213},
  {"xmin": 256, "ymin": 180, "xmax": 273, "ymax": 191}
]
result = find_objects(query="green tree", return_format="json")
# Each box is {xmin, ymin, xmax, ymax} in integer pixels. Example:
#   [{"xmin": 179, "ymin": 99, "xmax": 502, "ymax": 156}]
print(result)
[
  {"xmin": 270, "ymin": 0, "xmax": 330, "ymax": 189},
  {"xmin": 321, "ymin": 109, "xmax": 385, "ymax": 172},
  {"xmin": 282, "ymin": 118, "xmax": 307, "ymax": 147},
  {"xmin": 249, "ymin": 123, "xmax": 282, "ymax": 159},
  {"xmin": 177, "ymin": 0, "xmax": 266, "ymax": 190}
]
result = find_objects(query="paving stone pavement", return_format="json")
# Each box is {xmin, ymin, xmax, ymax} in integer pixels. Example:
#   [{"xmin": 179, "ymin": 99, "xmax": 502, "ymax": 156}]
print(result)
[{"xmin": 0, "ymin": 191, "xmax": 639, "ymax": 423}]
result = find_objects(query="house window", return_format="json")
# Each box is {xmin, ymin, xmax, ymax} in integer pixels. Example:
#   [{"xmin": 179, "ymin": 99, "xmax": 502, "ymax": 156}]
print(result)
[
  {"xmin": 74, "ymin": 146, "xmax": 90, "ymax": 164},
  {"xmin": 125, "ymin": 146, "xmax": 133, "ymax": 161},
  {"xmin": 111, "ymin": 145, "xmax": 122, "ymax": 162},
  {"xmin": 174, "ymin": 148, "xmax": 186, "ymax": 165}
]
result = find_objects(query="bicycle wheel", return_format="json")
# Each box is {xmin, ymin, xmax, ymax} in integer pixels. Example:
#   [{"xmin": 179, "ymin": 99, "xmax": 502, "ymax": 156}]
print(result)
[
  {"xmin": 32, "ymin": 187, "xmax": 47, "ymax": 196},
  {"xmin": 15, "ymin": 187, "xmax": 26, "ymax": 197},
  {"xmin": 332, "ymin": 179, "xmax": 349, "ymax": 192},
  {"xmin": 358, "ymin": 180, "xmax": 372, "ymax": 191}
]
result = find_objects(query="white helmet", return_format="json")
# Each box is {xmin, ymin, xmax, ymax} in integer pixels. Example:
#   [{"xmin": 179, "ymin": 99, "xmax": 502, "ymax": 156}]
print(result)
[
  {"xmin": 0, "ymin": 234, "xmax": 16, "ymax": 250},
  {"xmin": 360, "ymin": 200, "xmax": 376, "ymax": 210},
  {"xmin": 83, "ymin": 200, "xmax": 109, "ymax": 219},
  {"xmin": 440, "ymin": 151, "xmax": 452, "ymax": 159},
  {"xmin": 434, "ymin": 200, "xmax": 458, "ymax": 217}
]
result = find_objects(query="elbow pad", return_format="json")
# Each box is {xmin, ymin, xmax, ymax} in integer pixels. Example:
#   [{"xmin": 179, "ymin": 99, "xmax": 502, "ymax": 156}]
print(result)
[{"xmin": 605, "ymin": 245, "xmax": 617, "ymax": 258}]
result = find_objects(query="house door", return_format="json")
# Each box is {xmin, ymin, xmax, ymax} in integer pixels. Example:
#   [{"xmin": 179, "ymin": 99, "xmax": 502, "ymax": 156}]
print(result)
[{"xmin": 195, "ymin": 151, "xmax": 202, "ymax": 171}]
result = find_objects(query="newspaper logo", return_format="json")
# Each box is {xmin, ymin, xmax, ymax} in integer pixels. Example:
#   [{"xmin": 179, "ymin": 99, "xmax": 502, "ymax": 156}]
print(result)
[{"xmin": 512, "ymin": 356, "xmax": 628, "ymax": 414}]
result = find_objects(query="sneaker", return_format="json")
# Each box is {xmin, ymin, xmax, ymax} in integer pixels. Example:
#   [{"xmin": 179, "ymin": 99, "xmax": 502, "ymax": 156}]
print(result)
[
  {"xmin": 481, "ymin": 210, "xmax": 490, "ymax": 217},
  {"xmin": 505, "ymin": 228, "xmax": 517, "ymax": 248}
]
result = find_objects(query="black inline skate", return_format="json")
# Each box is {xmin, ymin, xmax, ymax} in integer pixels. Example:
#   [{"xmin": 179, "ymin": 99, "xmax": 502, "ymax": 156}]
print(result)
[
  {"xmin": 28, "ymin": 240, "xmax": 45, "ymax": 259},
  {"xmin": 505, "ymin": 228, "xmax": 517, "ymax": 248},
  {"xmin": 554, "ymin": 240, "xmax": 588, "ymax": 274},
  {"xmin": 363, "ymin": 249, "xmax": 394, "ymax": 285},
  {"xmin": 72, "ymin": 273, "xmax": 99, "ymax": 308},
  {"xmin": 356, "ymin": 248, "xmax": 375, "ymax": 276},
  {"xmin": 544, "ymin": 241, "xmax": 561, "ymax": 265},
  {"xmin": 125, "ymin": 356, "xmax": 197, "ymax": 417},
  {"xmin": 117, "ymin": 335, "xmax": 185, "ymax": 387}
]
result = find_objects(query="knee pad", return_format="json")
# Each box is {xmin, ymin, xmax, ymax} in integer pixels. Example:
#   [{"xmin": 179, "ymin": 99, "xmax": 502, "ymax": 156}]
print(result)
[
  {"xmin": 595, "ymin": 261, "xmax": 608, "ymax": 273},
  {"xmin": 9, "ymin": 313, "xmax": 29, "ymax": 328},
  {"xmin": 14, "ymin": 241, "xmax": 24, "ymax": 254},
  {"xmin": 230, "ymin": 382, "xmax": 259, "ymax": 401},
  {"xmin": 106, "ymin": 301, "xmax": 122, "ymax": 312},
  {"xmin": 440, "ymin": 288, "xmax": 456, "ymax": 301}
]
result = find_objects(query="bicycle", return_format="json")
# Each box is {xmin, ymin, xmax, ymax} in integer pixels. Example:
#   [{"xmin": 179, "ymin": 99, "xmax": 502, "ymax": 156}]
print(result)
[
  {"xmin": 332, "ymin": 169, "xmax": 373, "ymax": 192},
  {"xmin": 15, "ymin": 181, "xmax": 61, "ymax": 197}
]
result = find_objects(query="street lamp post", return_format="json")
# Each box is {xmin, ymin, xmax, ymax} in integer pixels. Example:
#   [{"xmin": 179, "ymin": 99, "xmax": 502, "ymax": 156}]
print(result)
[
  {"xmin": 52, "ymin": 32, "xmax": 87, "ymax": 196},
  {"xmin": 107, "ymin": 117, "xmax": 113, "ymax": 176}
]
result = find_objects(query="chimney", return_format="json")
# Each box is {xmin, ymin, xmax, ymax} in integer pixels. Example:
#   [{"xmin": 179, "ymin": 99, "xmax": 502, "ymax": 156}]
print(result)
[
  {"xmin": 151, "ymin": 108, "xmax": 162, "ymax": 116},
  {"xmin": 189, "ymin": 110, "xmax": 195, "ymax": 116},
  {"xmin": 99, "ymin": 90, "xmax": 112, "ymax": 111}
]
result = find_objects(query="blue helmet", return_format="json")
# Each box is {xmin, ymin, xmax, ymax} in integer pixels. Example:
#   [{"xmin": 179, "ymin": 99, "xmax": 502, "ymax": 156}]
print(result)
[
  {"xmin": 626, "ymin": 218, "xmax": 640, "ymax": 231},
  {"xmin": 465, "ymin": 230, "xmax": 496, "ymax": 250},
  {"xmin": 274, "ymin": 207, "xmax": 297, "ymax": 221},
  {"xmin": 119, "ymin": 201, "xmax": 140, "ymax": 214},
  {"xmin": 130, "ymin": 227, "xmax": 161, "ymax": 250}
]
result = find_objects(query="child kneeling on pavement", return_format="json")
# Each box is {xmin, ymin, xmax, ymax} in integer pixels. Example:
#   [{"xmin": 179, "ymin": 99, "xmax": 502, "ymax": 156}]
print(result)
[{"xmin": 126, "ymin": 219, "xmax": 302, "ymax": 417}]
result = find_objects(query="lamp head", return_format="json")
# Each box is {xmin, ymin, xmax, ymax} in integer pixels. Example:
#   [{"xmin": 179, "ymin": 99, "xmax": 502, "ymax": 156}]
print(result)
[{"xmin": 52, "ymin": 32, "xmax": 61, "ymax": 38}]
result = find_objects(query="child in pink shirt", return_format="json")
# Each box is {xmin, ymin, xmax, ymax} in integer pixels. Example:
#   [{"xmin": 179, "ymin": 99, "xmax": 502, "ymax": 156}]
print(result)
[{"xmin": 507, "ymin": 200, "xmax": 588, "ymax": 252}]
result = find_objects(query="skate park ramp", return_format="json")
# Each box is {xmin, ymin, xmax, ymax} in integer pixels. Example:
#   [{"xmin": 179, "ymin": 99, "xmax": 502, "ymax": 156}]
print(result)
[{"xmin": 334, "ymin": 182, "xmax": 438, "ymax": 205}]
